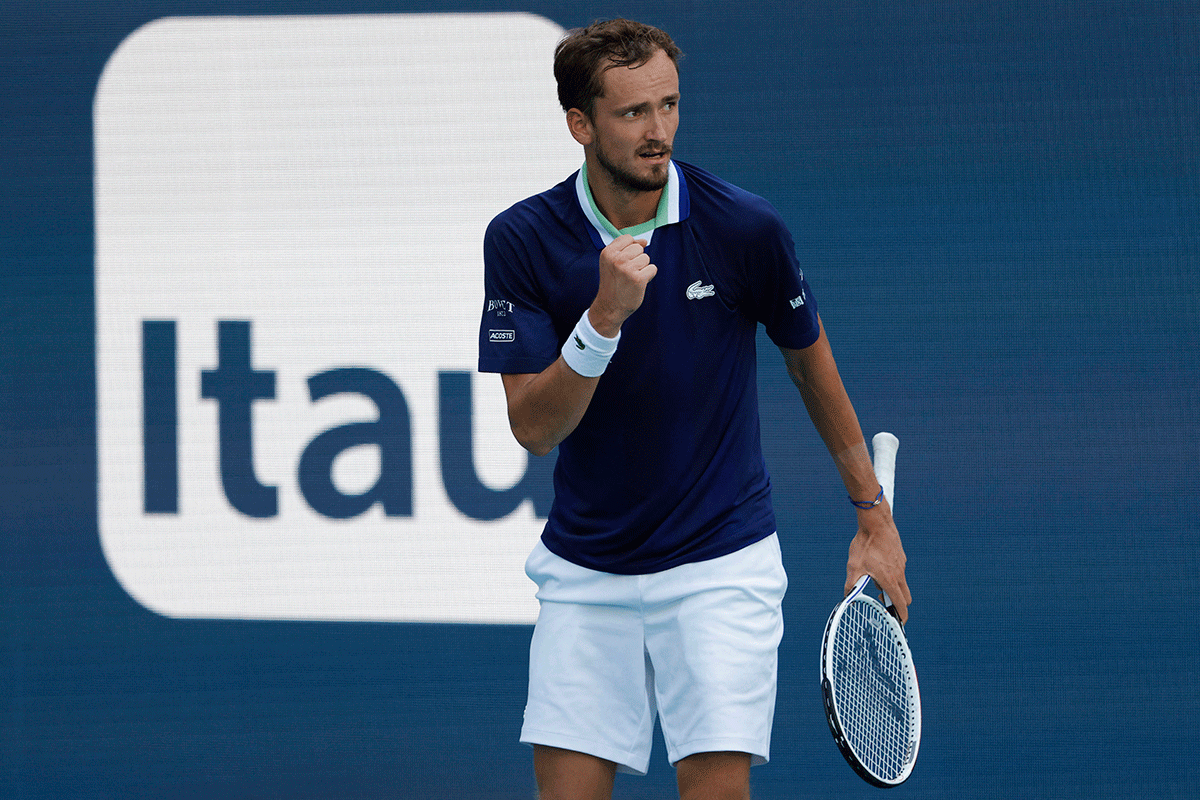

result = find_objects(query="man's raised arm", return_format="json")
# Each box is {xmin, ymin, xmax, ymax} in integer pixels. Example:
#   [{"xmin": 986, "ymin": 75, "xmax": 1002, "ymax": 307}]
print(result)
[{"xmin": 502, "ymin": 234, "xmax": 656, "ymax": 456}]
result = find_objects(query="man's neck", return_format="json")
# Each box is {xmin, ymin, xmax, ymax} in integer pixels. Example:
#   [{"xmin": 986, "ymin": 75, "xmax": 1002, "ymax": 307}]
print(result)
[{"xmin": 584, "ymin": 156, "xmax": 664, "ymax": 231}]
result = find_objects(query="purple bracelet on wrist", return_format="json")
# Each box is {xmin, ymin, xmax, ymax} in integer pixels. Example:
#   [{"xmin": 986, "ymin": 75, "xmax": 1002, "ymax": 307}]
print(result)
[{"xmin": 850, "ymin": 487, "xmax": 884, "ymax": 510}]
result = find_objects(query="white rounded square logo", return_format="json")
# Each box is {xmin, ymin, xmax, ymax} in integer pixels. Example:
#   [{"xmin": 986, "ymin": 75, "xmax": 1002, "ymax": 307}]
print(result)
[{"xmin": 94, "ymin": 13, "xmax": 578, "ymax": 623}]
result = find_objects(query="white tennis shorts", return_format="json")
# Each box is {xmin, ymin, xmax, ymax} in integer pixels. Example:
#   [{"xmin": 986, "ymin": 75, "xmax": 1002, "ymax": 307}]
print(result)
[{"xmin": 519, "ymin": 533, "xmax": 788, "ymax": 775}]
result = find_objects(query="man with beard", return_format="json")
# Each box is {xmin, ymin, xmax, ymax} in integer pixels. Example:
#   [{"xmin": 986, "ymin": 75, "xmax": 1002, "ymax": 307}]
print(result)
[{"xmin": 478, "ymin": 18, "xmax": 910, "ymax": 800}]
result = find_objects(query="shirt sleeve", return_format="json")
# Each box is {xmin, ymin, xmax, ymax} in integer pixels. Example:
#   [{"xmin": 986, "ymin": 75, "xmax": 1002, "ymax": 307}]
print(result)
[
  {"xmin": 746, "ymin": 202, "xmax": 821, "ymax": 350},
  {"xmin": 478, "ymin": 211, "xmax": 561, "ymax": 375}
]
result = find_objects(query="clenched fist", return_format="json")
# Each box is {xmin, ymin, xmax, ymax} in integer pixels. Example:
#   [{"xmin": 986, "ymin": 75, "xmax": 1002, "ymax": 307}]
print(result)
[{"xmin": 588, "ymin": 234, "xmax": 658, "ymax": 338}]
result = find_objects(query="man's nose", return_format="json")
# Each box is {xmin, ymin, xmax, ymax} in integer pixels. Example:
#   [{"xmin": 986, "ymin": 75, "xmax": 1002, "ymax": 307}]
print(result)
[{"xmin": 646, "ymin": 110, "xmax": 667, "ymax": 142}]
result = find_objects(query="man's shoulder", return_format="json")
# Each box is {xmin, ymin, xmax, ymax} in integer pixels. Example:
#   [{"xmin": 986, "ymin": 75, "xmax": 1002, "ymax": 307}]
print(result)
[
  {"xmin": 487, "ymin": 172, "xmax": 581, "ymax": 238},
  {"xmin": 676, "ymin": 161, "xmax": 788, "ymax": 237}
]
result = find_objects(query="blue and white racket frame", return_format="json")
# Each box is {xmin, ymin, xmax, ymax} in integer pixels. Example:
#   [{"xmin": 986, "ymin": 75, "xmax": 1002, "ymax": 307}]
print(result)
[{"xmin": 819, "ymin": 432, "xmax": 921, "ymax": 787}]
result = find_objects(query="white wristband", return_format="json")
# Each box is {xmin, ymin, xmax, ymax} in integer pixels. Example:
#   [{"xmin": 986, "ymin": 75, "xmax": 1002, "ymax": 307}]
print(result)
[{"xmin": 560, "ymin": 311, "xmax": 620, "ymax": 377}]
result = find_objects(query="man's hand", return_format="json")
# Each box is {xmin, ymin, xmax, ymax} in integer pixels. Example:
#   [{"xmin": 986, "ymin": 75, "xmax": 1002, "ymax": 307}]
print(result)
[
  {"xmin": 845, "ymin": 502, "xmax": 911, "ymax": 623},
  {"xmin": 588, "ymin": 234, "xmax": 657, "ymax": 338}
]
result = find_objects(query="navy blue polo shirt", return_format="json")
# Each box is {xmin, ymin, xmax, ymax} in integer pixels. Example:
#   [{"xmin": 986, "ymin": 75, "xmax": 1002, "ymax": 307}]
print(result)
[{"xmin": 479, "ymin": 160, "xmax": 819, "ymax": 574}]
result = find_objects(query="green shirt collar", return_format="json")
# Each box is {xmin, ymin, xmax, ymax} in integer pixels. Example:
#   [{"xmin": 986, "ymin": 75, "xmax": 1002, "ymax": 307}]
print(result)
[{"xmin": 577, "ymin": 160, "xmax": 676, "ymax": 245}]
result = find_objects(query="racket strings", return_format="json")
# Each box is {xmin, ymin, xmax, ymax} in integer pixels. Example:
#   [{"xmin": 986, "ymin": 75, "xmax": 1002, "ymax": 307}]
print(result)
[{"xmin": 831, "ymin": 602, "xmax": 917, "ymax": 780}]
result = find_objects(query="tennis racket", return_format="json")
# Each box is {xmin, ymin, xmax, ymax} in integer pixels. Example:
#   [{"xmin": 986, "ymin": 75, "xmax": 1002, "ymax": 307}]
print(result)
[{"xmin": 820, "ymin": 432, "xmax": 921, "ymax": 787}]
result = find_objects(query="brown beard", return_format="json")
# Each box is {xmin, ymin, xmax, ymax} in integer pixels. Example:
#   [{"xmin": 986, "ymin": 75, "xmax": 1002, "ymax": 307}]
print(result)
[{"xmin": 594, "ymin": 142, "xmax": 671, "ymax": 194}]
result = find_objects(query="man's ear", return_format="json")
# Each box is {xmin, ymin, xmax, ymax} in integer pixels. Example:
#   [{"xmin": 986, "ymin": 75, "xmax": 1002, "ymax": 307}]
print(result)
[{"xmin": 565, "ymin": 108, "xmax": 594, "ymax": 147}]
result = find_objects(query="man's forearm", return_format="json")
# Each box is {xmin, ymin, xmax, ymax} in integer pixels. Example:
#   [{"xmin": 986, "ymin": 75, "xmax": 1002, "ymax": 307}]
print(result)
[
  {"xmin": 779, "ymin": 322, "xmax": 879, "ymax": 501},
  {"xmin": 780, "ymin": 323, "xmax": 911, "ymax": 619},
  {"xmin": 501, "ymin": 359, "xmax": 600, "ymax": 456}
]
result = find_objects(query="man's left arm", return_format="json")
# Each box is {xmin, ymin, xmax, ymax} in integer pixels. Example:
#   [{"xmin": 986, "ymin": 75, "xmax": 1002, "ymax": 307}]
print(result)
[{"xmin": 779, "ymin": 318, "xmax": 912, "ymax": 622}]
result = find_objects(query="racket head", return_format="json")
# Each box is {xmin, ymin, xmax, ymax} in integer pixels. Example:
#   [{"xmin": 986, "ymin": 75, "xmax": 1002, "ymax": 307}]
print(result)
[{"xmin": 820, "ymin": 578, "xmax": 921, "ymax": 787}]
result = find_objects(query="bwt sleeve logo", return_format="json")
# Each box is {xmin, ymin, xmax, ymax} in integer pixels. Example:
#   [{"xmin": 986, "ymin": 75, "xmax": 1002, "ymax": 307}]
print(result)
[{"xmin": 93, "ymin": 14, "xmax": 578, "ymax": 623}]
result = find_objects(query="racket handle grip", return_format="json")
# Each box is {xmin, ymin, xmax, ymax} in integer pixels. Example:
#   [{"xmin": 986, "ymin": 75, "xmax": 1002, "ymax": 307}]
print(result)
[
  {"xmin": 870, "ymin": 432, "xmax": 901, "ymax": 623},
  {"xmin": 871, "ymin": 432, "xmax": 899, "ymax": 513}
]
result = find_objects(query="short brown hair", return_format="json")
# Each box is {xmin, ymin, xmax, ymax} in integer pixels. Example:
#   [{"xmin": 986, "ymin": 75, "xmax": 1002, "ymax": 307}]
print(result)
[{"xmin": 553, "ymin": 19, "xmax": 683, "ymax": 118}]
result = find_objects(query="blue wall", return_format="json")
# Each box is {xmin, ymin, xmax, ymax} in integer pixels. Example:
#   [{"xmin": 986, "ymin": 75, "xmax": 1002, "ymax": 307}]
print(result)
[{"xmin": 3, "ymin": 1, "xmax": 1197, "ymax": 797}]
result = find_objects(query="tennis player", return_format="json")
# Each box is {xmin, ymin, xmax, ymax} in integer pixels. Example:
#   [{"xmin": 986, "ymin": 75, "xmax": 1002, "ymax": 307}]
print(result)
[{"xmin": 477, "ymin": 19, "xmax": 910, "ymax": 800}]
